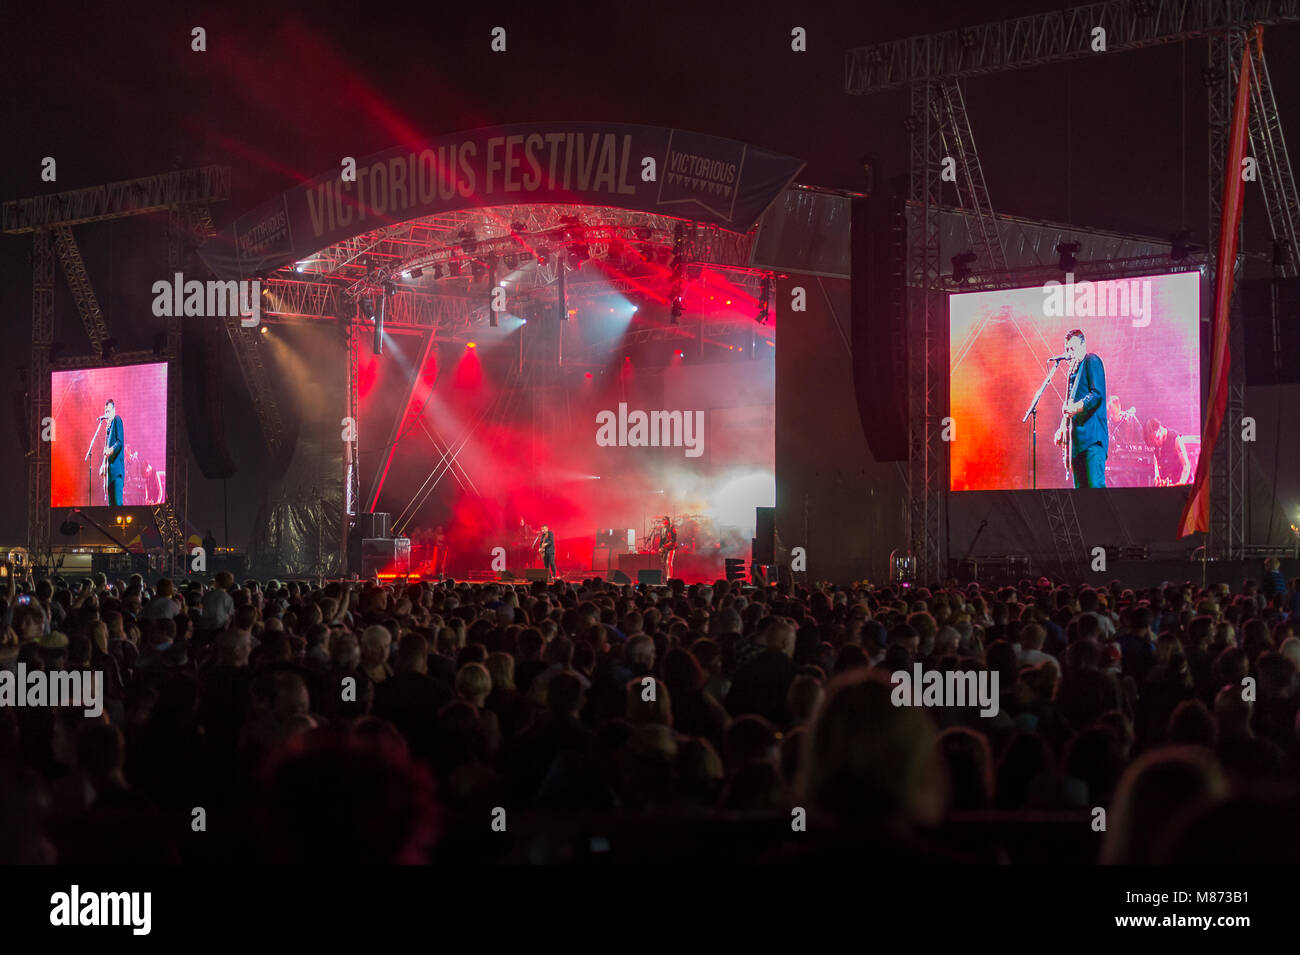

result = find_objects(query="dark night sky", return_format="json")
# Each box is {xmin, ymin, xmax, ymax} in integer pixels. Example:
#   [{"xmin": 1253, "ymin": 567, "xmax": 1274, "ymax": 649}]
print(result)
[{"xmin": 2, "ymin": 0, "xmax": 1297, "ymax": 547}]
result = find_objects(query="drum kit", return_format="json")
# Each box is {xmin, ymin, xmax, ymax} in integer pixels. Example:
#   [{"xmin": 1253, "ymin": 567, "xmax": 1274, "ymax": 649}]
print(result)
[
  {"xmin": 639, "ymin": 513, "xmax": 714, "ymax": 554},
  {"xmin": 123, "ymin": 446, "xmax": 165, "ymax": 505}
]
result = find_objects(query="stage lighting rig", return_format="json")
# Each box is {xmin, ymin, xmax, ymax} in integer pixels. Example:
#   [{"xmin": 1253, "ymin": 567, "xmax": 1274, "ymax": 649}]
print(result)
[
  {"xmin": 756, "ymin": 273, "xmax": 771, "ymax": 324},
  {"xmin": 950, "ymin": 252, "xmax": 976, "ymax": 284},
  {"xmin": 1055, "ymin": 241, "xmax": 1080, "ymax": 273},
  {"xmin": 458, "ymin": 228, "xmax": 478, "ymax": 253}
]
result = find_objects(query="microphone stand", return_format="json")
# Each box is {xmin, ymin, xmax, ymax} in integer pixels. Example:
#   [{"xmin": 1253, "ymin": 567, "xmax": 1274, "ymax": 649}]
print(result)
[
  {"xmin": 1022, "ymin": 360, "xmax": 1066, "ymax": 490},
  {"xmin": 84, "ymin": 418, "xmax": 105, "ymax": 505}
]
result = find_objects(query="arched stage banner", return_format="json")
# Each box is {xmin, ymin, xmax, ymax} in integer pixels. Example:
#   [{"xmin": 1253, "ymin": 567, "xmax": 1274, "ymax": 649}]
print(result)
[{"xmin": 199, "ymin": 123, "xmax": 806, "ymax": 280}]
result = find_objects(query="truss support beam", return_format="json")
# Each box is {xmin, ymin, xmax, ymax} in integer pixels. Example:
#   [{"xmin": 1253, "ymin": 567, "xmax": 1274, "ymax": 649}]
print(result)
[
  {"xmin": 27, "ymin": 230, "xmax": 54, "ymax": 559},
  {"xmin": 3, "ymin": 166, "xmax": 231, "ymax": 233},
  {"xmin": 908, "ymin": 81, "xmax": 946, "ymax": 583},
  {"xmin": 846, "ymin": 0, "xmax": 1300, "ymax": 95},
  {"xmin": 51, "ymin": 226, "xmax": 111, "ymax": 349}
]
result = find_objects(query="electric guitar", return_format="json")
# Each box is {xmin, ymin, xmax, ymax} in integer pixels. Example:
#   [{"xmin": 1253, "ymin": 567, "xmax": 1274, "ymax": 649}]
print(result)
[
  {"xmin": 99, "ymin": 442, "xmax": 112, "ymax": 501},
  {"xmin": 1059, "ymin": 358, "xmax": 1079, "ymax": 481}
]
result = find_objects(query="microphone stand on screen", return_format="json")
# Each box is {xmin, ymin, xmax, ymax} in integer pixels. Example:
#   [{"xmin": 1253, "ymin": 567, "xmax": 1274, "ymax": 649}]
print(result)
[
  {"xmin": 1022, "ymin": 358, "xmax": 1068, "ymax": 490},
  {"xmin": 83, "ymin": 417, "xmax": 106, "ymax": 507}
]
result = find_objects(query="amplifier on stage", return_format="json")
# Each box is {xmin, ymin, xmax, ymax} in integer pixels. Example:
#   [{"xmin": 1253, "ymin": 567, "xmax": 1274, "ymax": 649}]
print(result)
[{"xmin": 361, "ymin": 537, "xmax": 410, "ymax": 578}]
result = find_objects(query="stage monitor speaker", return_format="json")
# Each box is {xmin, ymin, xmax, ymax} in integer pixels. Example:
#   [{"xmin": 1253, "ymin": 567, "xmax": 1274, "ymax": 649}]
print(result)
[
  {"xmin": 360, "ymin": 536, "xmax": 409, "ymax": 577},
  {"xmin": 618, "ymin": 553, "xmax": 659, "ymax": 574},
  {"xmin": 523, "ymin": 568, "xmax": 548, "ymax": 581},
  {"xmin": 851, "ymin": 193, "xmax": 909, "ymax": 461},
  {"xmin": 611, "ymin": 570, "xmax": 631, "ymax": 584},
  {"xmin": 355, "ymin": 512, "xmax": 391, "ymax": 539},
  {"xmin": 754, "ymin": 506, "xmax": 775, "ymax": 564},
  {"xmin": 498, "ymin": 571, "xmax": 516, "ymax": 581},
  {"xmin": 1242, "ymin": 277, "xmax": 1300, "ymax": 384},
  {"xmin": 637, "ymin": 569, "xmax": 662, "ymax": 586}
]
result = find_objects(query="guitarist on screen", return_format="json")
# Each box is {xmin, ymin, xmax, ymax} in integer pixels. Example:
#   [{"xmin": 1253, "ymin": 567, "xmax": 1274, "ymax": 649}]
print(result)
[
  {"xmin": 1052, "ymin": 329, "xmax": 1108, "ymax": 489},
  {"xmin": 98, "ymin": 398, "xmax": 126, "ymax": 506}
]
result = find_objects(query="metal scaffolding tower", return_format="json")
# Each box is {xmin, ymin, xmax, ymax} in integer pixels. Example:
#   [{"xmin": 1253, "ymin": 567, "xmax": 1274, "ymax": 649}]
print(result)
[
  {"xmin": 3, "ymin": 167, "xmax": 231, "ymax": 569},
  {"xmin": 848, "ymin": 1, "xmax": 1300, "ymax": 579}
]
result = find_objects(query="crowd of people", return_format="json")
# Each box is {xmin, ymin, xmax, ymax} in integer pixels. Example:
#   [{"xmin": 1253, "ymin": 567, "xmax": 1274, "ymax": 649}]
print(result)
[{"xmin": 1, "ymin": 561, "xmax": 1298, "ymax": 863}]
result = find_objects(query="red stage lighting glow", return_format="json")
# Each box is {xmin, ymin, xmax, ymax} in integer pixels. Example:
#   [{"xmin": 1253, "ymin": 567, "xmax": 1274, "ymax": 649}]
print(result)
[
  {"xmin": 467, "ymin": 341, "xmax": 477, "ymax": 348},
  {"xmin": 675, "ymin": 349, "xmax": 684, "ymax": 357},
  {"xmin": 624, "ymin": 356, "xmax": 631, "ymax": 362},
  {"xmin": 584, "ymin": 372, "xmax": 593, "ymax": 379}
]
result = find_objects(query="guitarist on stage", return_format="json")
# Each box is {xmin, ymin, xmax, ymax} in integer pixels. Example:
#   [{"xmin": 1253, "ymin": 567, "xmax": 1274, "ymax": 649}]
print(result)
[
  {"xmin": 534, "ymin": 523, "xmax": 557, "ymax": 582},
  {"xmin": 98, "ymin": 398, "xmax": 126, "ymax": 506},
  {"xmin": 1052, "ymin": 329, "xmax": 1108, "ymax": 489}
]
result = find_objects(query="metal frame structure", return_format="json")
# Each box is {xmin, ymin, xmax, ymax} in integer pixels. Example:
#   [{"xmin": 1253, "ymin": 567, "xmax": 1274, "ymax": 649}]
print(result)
[
  {"xmin": 4, "ymin": 167, "xmax": 231, "ymax": 570},
  {"xmin": 848, "ymin": 2, "xmax": 1300, "ymax": 579}
]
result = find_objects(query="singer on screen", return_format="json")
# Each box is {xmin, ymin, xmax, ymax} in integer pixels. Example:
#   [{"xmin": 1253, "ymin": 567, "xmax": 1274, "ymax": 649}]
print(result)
[
  {"xmin": 98, "ymin": 398, "xmax": 126, "ymax": 506},
  {"xmin": 1052, "ymin": 329, "xmax": 1108, "ymax": 489}
]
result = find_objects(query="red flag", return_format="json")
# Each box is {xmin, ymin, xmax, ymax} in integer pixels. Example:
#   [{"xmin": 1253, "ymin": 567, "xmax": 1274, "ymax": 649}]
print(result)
[{"xmin": 1178, "ymin": 30, "xmax": 1258, "ymax": 538}]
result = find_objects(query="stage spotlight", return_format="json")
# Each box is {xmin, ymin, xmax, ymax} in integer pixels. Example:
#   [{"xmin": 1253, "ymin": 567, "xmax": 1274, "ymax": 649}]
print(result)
[
  {"xmin": 670, "ymin": 300, "xmax": 683, "ymax": 324},
  {"xmin": 409, "ymin": 267, "xmax": 423, "ymax": 279},
  {"xmin": 59, "ymin": 519, "xmax": 80, "ymax": 536},
  {"xmin": 637, "ymin": 243, "xmax": 653, "ymax": 262},
  {"xmin": 449, "ymin": 261, "xmax": 462, "ymax": 277},
  {"xmin": 1170, "ymin": 230, "xmax": 1194, "ymax": 262},
  {"xmin": 101, "ymin": 337, "xmax": 118, "ymax": 360},
  {"xmin": 360, "ymin": 294, "xmax": 377, "ymax": 321},
  {"xmin": 950, "ymin": 252, "xmax": 977, "ymax": 284},
  {"xmin": 584, "ymin": 372, "xmax": 592, "ymax": 379},
  {"xmin": 503, "ymin": 253, "xmax": 517, "ymax": 269},
  {"xmin": 401, "ymin": 270, "xmax": 411, "ymax": 279},
  {"xmin": 510, "ymin": 220, "xmax": 528, "ymax": 234},
  {"xmin": 458, "ymin": 228, "xmax": 477, "ymax": 253},
  {"xmin": 471, "ymin": 260, "xmax": 486, "ymax": 280},
  {"xmin": 1055, "ymin": 241, "xmax": 1080, "ymax": 272},
  {"xmin": 432, "ymin": 264, "xmax": 444, "ymax": 279},
  {"xmin": 260, "ymin": 325, "xmax": 269, "ymax": 335},
  {"xmin": 294, "ymin": 261, "xmax": 306, "ymax": 273},
  {"xmin": 537, "ymin": 249, "xmax": 550, "ymax": 266},
  {"xmin": 624, "ymin": 355, "xmax": 631, "ymax": 363},
  {"xmin": 467, "ymin": 341, "xmax": 477, "ymax": 349},
  {"xmin": 674, "ymin": 349, "xmax": 684, "ymax": 358}
]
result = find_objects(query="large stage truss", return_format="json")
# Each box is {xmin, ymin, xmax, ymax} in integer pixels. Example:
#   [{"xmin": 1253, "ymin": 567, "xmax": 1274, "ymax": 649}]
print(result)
[
  {"xmin": 4, "ymin": 167, "xmax": 231, "ymax": 574},
  {"xmin": 848, "ymin": 1, "xmax": 1300, "ymax": 581}
]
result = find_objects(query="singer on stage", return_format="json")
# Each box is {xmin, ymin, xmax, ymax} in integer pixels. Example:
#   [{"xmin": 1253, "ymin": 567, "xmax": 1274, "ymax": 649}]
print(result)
[
  {"xmin": 99, "ymin": 399, "xmax": 125, "ymax": 506},
  {"xmin": 1052, "ymin": 329, "xmax": 1108, "ymax": 489},
  {"xmin": 534, "ymin": 523, "xmax": 557, "ymax": 581}
]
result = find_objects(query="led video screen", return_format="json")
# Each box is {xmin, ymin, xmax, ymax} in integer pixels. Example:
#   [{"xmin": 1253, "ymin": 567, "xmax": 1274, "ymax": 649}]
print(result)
[
  {"xmin": 50, "ymin": 362, "xmax": 169, "ymax": 507},
  {"xmin": 949, "ymin": 272, "xmax": 1200, "ymax": 491}
]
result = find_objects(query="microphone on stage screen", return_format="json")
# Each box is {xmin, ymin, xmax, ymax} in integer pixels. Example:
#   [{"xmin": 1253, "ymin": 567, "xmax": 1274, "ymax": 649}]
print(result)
[
  {"xmin": 96, "ymin": 414, "xmax": 109, "ymax": 420},
  {"xmin": 1048, "ymin": 354, "xmax": 1070, "ymax": 362}
]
